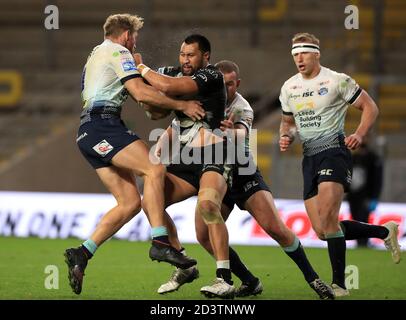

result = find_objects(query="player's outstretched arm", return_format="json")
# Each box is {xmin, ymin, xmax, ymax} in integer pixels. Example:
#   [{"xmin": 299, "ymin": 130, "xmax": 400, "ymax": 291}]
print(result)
[
  {"xmin": 138, "ymin": 65, "xmax": 199, "ymax": 96},
  {"xmin": 125, "ymin": 77, "xmax": 205, "ymax": 121},
  {"xmin": 279, "ymin": 114, "xmax": 297, "ymax": 152},
  {"xmin": 133, "ymin": 53, "xmax": 199, "ymax": 97},
  {"xmin": 345, "ymin": 90, "xmax": 379, "ymax": 150}
]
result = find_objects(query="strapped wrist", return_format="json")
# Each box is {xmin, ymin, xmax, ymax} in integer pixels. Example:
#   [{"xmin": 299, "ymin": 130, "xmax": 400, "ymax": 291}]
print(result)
[{"xmin": 137, "ymin": 63, "xmax": 151, "ymax": 77}]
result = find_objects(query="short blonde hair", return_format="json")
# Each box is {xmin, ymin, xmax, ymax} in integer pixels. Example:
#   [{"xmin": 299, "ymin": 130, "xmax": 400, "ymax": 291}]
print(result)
[
  {"xmin": 103, "ymin": 14, "xmax": 144, "ymax": 37},
  {"xmin": 292, "ymin": 32, "xmax": 320, "ymax": 46},
  {"xmin": 215, "ymin": 60, "xmax": 240, "ymax": 78}
]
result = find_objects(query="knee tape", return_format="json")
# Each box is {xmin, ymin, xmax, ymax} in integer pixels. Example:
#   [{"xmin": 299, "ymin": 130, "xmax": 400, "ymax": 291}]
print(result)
[{"xmin": 197, "ymin": 188, "xmax": 224, "ymax": 224}]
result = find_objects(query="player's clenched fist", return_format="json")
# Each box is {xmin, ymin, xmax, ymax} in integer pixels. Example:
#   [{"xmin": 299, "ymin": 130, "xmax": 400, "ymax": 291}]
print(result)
[
  {"xmin": 344, "ymin": 133, "xmax": 362, "ymax": 150},
  {"xmin": 279, "ymin": 134, "xmax": 293, "ymax": 152}
]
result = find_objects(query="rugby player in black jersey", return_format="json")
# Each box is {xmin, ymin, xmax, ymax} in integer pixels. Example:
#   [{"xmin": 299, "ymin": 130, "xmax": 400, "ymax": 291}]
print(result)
[{"xmin": 136, "ymin": 34, "xmax": 236, "ymax": 298}]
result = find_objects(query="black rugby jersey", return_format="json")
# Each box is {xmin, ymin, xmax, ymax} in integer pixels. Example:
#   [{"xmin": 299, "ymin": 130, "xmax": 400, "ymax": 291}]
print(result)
[{"xmin": 157, "ymin": 65, "xmax": 227, "ymax": 131}]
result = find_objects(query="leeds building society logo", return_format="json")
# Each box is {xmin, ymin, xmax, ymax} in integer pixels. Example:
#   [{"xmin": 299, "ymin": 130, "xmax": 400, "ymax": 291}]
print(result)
[{"xmin": 93, "ymin": 140, "xmax": 114, "ymax": 157}]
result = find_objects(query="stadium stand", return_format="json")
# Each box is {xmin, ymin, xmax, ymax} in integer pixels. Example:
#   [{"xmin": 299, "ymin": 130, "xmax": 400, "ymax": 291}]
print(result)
[{"xmin": 0, "ymin": 0, "xmax": 405, "ymax": 200}]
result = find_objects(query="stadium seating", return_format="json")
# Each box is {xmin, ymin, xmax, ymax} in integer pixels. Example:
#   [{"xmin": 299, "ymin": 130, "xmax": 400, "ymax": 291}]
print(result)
[{"xmin": 0, "ymin": 0, "xmax": 405, "ymax": 200}]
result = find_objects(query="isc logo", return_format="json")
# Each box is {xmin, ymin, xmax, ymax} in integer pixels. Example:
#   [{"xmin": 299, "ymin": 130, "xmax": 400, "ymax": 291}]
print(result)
[
  {"xmin": 243, "ymin": 181, "xmax": 259, "ymax": 192},
  {"xmin": 318, "ymin": 169, "xmax": 333, "ymax": 176},
  {"xmin": 302, "ymin": 91, "xmax": 314, "ymax": 97}
]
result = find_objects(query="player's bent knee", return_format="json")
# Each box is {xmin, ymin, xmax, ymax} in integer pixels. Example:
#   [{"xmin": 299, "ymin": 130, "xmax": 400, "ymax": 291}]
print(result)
[
  {"xmin": 197, "ymin": 200, "xmax": 224, "ymax": 224},
  {"xmin": 196, "ymin": 188, "xmax": 224, "ymax": 225}
]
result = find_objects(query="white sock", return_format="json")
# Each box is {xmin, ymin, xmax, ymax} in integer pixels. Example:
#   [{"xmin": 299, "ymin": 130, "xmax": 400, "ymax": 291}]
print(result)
[{"xmin": 216, "ymin": 260, "xmax": 230, "ymax": 269}]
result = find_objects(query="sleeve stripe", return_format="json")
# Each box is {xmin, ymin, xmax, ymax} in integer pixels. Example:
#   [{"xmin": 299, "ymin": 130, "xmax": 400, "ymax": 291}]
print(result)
[
  {"xmin": 282, "ymin": 111, "xmax": 293, "ymax": 116},
  {"xmin": 348, "ymin": 87, "xmax": 362, "ymax": 104},
  {"xmin": 120, "ymin": 74, "xmax": 141, "ymax": 85}
]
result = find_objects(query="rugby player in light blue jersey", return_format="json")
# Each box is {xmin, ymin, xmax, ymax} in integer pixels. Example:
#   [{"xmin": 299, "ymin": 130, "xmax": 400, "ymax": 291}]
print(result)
[
  {"xmin": 64, "ymin": 13, "xmax": 204, "ymax": 295},
  {"xmin": 279, "ymin": 32, "xmax": 401, "ymax": 297}
]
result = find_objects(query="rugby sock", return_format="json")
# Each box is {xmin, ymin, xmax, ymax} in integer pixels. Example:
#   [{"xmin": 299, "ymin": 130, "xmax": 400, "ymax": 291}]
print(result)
[
  {"xmin": 340, "ymin": 220, "xmax": 389, "ymax": 240},
  {"xmin": 81, "ymin": 239, "xmax": 98, "ymax": 259},
  {"xmin": 326, "ymin": 231, "xmax": 346, "ymax": 289},
  {"xmin": 151, "ymin": 226, "xmax": 170, "ymax": 245},
  {"xmin": 283, "ymin": 236, "xmax": 318, "ymax": 283},
  {"xmin": 216, "ymin": 261, "xmax": 233, "ymax": 285},
  {"xmin": 229, "ymin": 247, "xmax": 257, "ymax": 284},
  {"xmin": 217, "ymin": 260, "xmax": 230, "ymax": 269}
]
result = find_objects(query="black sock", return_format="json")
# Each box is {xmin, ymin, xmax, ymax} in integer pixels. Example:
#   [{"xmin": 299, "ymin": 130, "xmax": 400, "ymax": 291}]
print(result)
[
  {"xmin": 326, "ymin": 235, "xmax": 346, "ymax": 288},
  {"xmin": 152, "ymin": 235, "xmax": 170, "ymax": 245},
  {"xmin": 340, "ymin": 220, "xmax": 389, "ymax": 240},
  {"xmin": 284, "ymin": 239, "xmax": 318, "ymax": 283},
  {"xmin": 80, "ymin": 245, "xmax": 92, "ymax": 259},
  {"xmin": 216, "ymin": 268, "xmax": 233, "ymax": 285},
  {"xmin": 357, "ymin": 238, "xmax": 369, "ymax": 247},
  {"xmin": 229, "ymin": 246, "xmax": 256, "ymax": 284}
]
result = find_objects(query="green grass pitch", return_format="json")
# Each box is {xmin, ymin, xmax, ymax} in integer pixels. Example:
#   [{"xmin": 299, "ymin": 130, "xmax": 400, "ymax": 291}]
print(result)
[{"xmin": 0, "ymin": 237, "xmax": 405, "ymax": 300}]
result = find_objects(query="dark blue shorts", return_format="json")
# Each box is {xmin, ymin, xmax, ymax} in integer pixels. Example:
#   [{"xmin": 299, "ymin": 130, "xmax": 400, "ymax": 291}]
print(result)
[
  {"xmin": 222, "ymin": 168, "xmax": 271, "ymax": 210},
  {"xmin": 76, "ymin": 117, "xmax": 140, "ymax": 169},
  {"xmin": 166, "ymin": 162, "xmax": 202, "ymax": 190},
  {"xmin": 166, "ymin": 142, "xmax": 234, "ymax": 189},
  {"xmin": 302, "ymin": 146, "xmax": 353, "ymax": 200}
]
